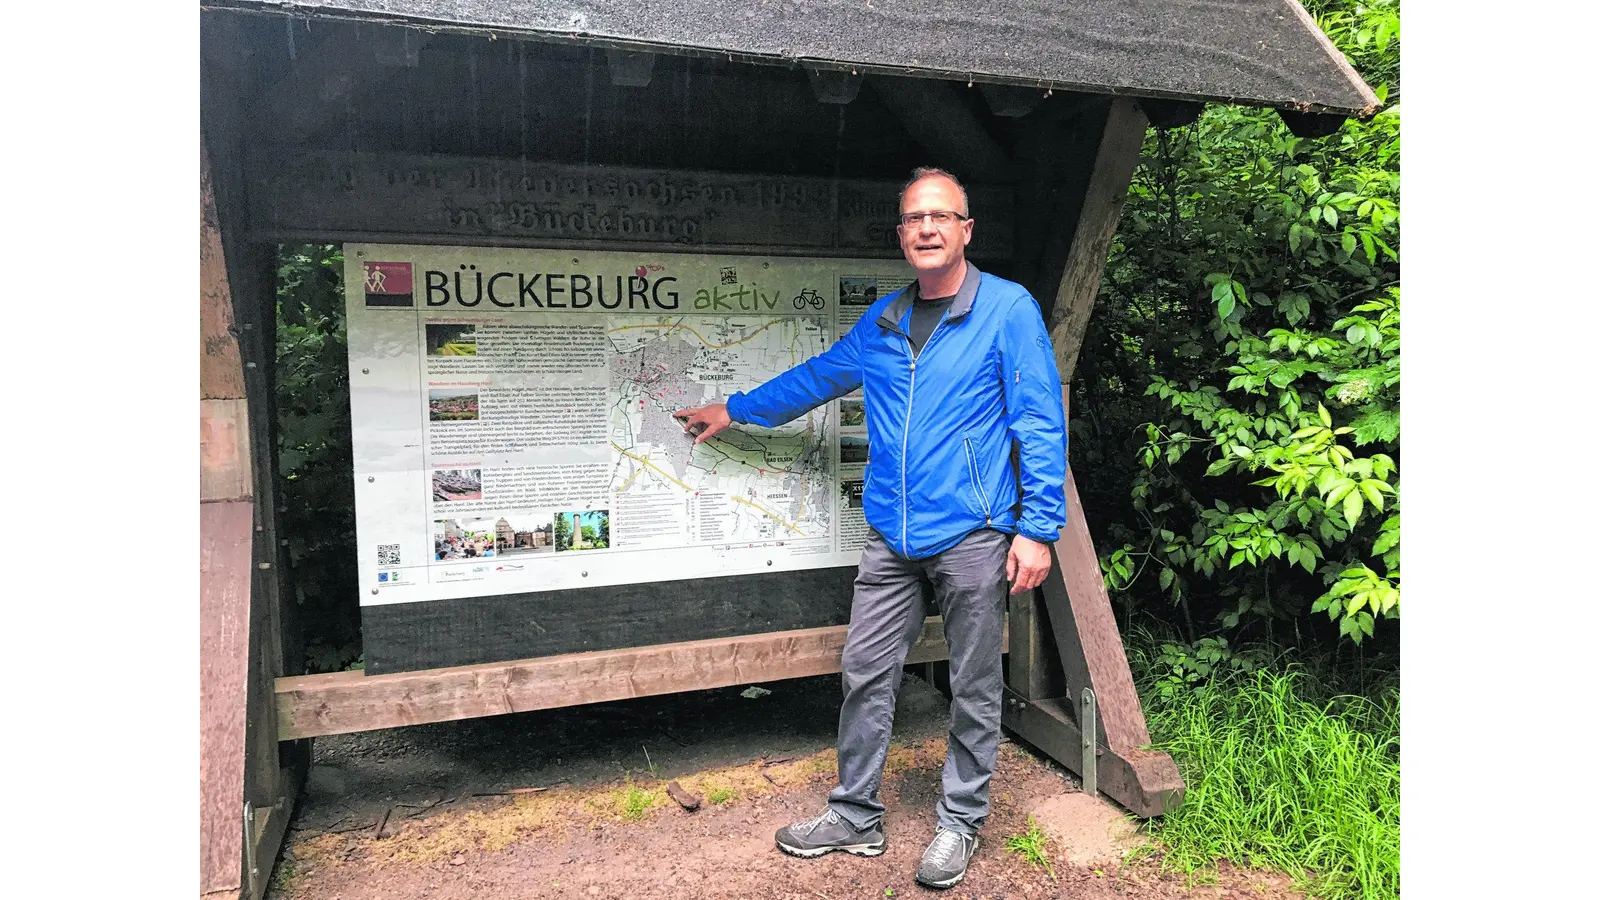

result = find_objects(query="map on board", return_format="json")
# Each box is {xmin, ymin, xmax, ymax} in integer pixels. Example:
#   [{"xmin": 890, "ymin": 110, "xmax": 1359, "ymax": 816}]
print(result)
[
  {"xmin": 607, "ymin": 316, "xmax": 835, "ymax": 543},
  {"xmin": 345, "ymin": 242, "xmax": 910, "ymax": 606}
]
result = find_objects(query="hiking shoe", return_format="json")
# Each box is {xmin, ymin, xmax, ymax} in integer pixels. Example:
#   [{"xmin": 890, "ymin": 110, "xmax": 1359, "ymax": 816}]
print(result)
[
  {"xmin": 914, "ymin": 828, "xmax": 979, "ymax": 889},
  {"xmin": 774, "ymin": 807, "xmax": 886, "ymax": 858}
]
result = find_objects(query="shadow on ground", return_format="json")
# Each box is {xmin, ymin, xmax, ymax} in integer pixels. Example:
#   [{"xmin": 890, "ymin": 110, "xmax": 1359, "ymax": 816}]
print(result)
[{"xmin": 292, "ymin": 673, "xmax": 950, "ymax": 835}]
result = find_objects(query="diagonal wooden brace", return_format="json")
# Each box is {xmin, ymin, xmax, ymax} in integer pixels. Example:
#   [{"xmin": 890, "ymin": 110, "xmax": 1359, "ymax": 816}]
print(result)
[
  {"xmin": 1001, "ymin": 689, "xmax": 1184, "ymax": 818},
  {"xmin": 1002, "ymin": 466, "xmax": 1184, "ymax": 816},
  {"xmin": 1047, "ymin": 467, "xmax": 1146, "ymax": 750}
]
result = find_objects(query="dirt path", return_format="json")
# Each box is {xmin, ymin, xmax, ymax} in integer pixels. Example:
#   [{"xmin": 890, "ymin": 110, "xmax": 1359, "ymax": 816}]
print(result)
[{"xmin": 269, "ymin": 675, "xmax": 1300, "ymax": 900}]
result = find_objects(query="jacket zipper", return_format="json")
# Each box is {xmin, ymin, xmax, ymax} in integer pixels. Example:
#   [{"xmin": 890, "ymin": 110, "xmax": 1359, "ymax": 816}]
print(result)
[
  {"xmin": 963, "ymin": 437, "xmax": 992, "ymax": 525},
  {"xmin": 898, "ymin": 313, "xmax": 950, "ymax": 556}
]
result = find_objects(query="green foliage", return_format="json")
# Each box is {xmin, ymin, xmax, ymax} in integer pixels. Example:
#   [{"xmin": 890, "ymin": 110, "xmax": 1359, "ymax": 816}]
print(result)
[
  {"xmin": 587, "ymin": 776, "xmax": 662, "ymax": 822},
  {"xmin": 1131, "ymin": 646, "xmax": 1400, "ymax": 900},
  {"xmin": 619, "ymin": 783, "xmax": 658, "ymax": 821},
  {"xmin": 1002, "ymin": 815, "xmax": 1057, "ymax": 880},
  {"xmin": 1146, "ymin": 636, "xmax": 1260, "ymax": 702},
  {"xmin": 1082, "ymin": 0, "xmax": 1400, "ymax": 646},
  {"xmin": 275, "ymin": 244, "xmax": 360, "ymax": 673}
]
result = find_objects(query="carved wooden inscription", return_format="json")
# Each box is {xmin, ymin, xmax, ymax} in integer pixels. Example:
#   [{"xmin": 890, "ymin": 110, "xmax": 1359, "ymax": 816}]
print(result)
[{"xmin": 248, "ymin": 149, "xmax": 1013, "ymax": 257}]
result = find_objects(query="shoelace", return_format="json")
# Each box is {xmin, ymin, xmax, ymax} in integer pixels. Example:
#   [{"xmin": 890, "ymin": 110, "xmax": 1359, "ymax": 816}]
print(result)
[
  {"xmin": 797, "ymin": 808, "xmax": 841, "ymax": 835},
  {"xmin": 924, "ymin": 829, "xmax": 969, "ymax": 867}
]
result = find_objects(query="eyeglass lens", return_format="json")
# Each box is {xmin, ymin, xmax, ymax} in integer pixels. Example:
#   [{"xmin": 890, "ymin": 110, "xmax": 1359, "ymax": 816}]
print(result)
[{"xmin": 899, "ymin": 211, "xmax": 965, "ymax": 227}]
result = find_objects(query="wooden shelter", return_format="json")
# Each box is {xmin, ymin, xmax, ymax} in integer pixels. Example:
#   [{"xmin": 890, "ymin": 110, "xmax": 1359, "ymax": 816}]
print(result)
[{"xmin": 199, "ymin": 2, "xmax": 1375, "ymax": 897}]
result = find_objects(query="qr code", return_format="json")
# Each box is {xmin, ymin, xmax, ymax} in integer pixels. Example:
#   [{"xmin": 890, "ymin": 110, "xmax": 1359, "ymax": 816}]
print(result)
[{"xmin": 377, "ymin": 543, "xmax": 401, "ymax": 566}]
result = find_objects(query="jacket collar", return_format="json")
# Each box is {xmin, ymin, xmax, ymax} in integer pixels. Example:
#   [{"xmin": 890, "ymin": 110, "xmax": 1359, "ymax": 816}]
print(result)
[{"xmin": 877, "ymin": 262, "xmax": 982, "ymax": 333}]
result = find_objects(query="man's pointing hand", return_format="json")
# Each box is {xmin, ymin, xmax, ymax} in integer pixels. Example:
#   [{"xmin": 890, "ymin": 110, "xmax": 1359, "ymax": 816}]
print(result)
[{"xmin": 673, "ymin": 402, "xmax": 732, "ymax": 444}]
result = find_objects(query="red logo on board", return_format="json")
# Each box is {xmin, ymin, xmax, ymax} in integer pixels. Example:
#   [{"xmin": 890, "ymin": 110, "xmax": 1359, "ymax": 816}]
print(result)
[{"xmin": 364, "ymin": 261, "xmax": 414, "ymax": 307}]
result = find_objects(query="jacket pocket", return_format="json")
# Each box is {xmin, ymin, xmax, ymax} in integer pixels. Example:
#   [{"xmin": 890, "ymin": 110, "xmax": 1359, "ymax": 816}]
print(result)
[{"xmin": 962, "ymin": 436, "xmax": 993, "ymax": 524}]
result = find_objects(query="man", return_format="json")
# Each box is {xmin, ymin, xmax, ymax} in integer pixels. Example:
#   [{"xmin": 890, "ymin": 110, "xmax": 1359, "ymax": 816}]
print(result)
[{"xmin": 674, "ymin": 167, "xmax": 1066, "ymax": 890}]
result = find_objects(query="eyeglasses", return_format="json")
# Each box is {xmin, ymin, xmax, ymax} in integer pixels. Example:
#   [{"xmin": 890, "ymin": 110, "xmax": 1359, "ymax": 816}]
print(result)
[{"xmin": 897, "ymin": 210, "xmax": 971, "ymax": 229}]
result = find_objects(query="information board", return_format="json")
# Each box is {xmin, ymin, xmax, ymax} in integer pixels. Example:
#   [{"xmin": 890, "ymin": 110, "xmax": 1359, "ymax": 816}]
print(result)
[{"xmin": 347, "ymin": 243, "xmax": 912, "ymax": 606}]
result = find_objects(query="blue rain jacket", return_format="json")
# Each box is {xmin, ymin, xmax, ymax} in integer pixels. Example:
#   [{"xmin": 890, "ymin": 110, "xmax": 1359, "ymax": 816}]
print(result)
[{"xmin": 726, "ymin": 264, "xmax": 1067, "ymax": 559}]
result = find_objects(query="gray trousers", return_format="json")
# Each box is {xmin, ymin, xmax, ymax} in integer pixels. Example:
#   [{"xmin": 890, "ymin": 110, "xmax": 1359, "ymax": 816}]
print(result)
[{"xmin": 827, "ymin": 527, "xmax": 1010, "ymax": 836}]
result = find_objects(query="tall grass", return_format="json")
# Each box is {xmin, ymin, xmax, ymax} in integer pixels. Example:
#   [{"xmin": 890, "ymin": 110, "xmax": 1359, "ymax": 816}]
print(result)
[{"xmin": 1136, "ymin": 655, "xmax": 1400, "ymax": 900}]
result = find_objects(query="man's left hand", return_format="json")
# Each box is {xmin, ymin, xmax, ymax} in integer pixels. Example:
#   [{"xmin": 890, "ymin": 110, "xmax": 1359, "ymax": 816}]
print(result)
[{"xmin": 1006, "ymin": 535, "xmax": 1052, "ymax": 595}]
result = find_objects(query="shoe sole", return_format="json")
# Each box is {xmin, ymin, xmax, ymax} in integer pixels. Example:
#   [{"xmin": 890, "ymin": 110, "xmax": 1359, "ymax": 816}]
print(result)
[
  {"xmin": 914, "ymin": 870, "xmax": 966, "ymax": 890},
  {"xmin": 776, "ymin": 839, "xmax": 886, "ymax": 859}
]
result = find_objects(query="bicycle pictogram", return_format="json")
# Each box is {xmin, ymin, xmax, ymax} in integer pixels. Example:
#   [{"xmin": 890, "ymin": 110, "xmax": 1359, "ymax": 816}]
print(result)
[{"xmin": 792, "ymin": 288, "xmax": 825, "ymax": 310}]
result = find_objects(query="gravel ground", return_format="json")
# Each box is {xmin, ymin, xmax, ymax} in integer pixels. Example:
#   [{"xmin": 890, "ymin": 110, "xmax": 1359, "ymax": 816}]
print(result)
[{"xmin": 268, "ymin": 673, "xmax": 1302, "ymax": 900}]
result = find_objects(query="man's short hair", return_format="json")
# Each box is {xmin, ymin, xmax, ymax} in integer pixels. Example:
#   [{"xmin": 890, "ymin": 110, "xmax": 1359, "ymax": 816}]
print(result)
[{"xmin": 899, "ymin": 166, "xmax": 969, "ymax": 216}]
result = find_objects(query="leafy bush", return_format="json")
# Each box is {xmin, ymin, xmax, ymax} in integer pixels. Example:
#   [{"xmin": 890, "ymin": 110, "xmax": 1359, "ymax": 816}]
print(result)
[
  {"xmin": 275, "ymin": 244, "xmax": 361, "ymax": 672},
  {"xmin": 1144, "ymin": 636, "xmax": 1260, "ymax": 702},
  {"xmin": 1083, "ymin": 0, "xmax": 1400, "ymax": 647}
]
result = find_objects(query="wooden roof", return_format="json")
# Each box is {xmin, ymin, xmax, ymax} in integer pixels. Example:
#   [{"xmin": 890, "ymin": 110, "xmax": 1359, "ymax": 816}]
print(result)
[{"xmin": 205, "ymin": 0, "xmax": 1379, "ymax": 117}]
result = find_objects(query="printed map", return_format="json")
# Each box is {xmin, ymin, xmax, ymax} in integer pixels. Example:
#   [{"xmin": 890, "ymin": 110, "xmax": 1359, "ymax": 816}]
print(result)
[{"xmin": 607, "ymin": 316, "xmax": 836, "ymax": 543}]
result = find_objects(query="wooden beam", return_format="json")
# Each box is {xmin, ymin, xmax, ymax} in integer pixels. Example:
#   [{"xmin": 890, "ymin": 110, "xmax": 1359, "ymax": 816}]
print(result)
[
  {"xmin": 1279, "ymin": 109, "xmax": 1348, "ymax": 138},
  {"xmin": 201, "ymin": 398, "xmax": 254, "ymax": 503},
  {"xmin": 1040, "ymin": 467, "xmax": 1154, "ymax": 751},
  {"xmin": 245, "ymin": 148, "xmax": 1016, "ymax": 259},
  {"xmin": 237, "ymin": 237, "xmax": 311, "ymax": 747},
  {"xmin": 1137, "ymin": 97, "xmax": 1204, "ymax": 129},
  {"xmin": 999, "ymin": 457, "xmax": 1185, "ymax": 815},
  {"xmin": 277, "ymin": 617, "xmax": 981, "ymax": 740},
  {"xmin": 246, "ymin": 795, "xmax": 293, "ymax": 900},
  {"xmin": 866, "ymin": 76, "xmax": 1015, "ymax": 183},
  {"xmin": 200, "ymin": 498, "xmax": 255, "ymax": 896},
  {"xmin": 1005, "ymin": 590, "xmax": 1054, "ymax": 701},
  {"xmin": 201, "ymin": 139, "xmax": 245, "ymax": 402},
  {"xmin": 205, "ymin": 32, "xmax": 305, "ymax": 843},
  {"xmin": 1002, "ymin": 690, "xmax": 1184, "ymax": 818},
  {"xmin": 201, "ymin": 140, "xmax": 257, "ymax": 898},
  {"xmin": 202, "ymin": 99, "xmax": 293, "ymax": 900},
  {"xmin": 201, "ymin": 134, "xmax": 255, "ymax": 504},
  {"xmin": 1047, "ymin": 97, "xmax": 1148, "ymax": 381}
]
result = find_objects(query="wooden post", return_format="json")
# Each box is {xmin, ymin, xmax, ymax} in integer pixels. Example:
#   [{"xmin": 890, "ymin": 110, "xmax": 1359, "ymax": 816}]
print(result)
[
  {"xmin": 999, "ymin": 96, "xmax": 1185, "ymax": 817},
  {"xmin": 1006, "ymin": 586, "xmax": 1056, "ymax": 702},
  {"xmin": 203, "ymin": 18, "xmax": 307, "ymax": 893},
  {"xmin": 1046, "ymin": 97, "xmax": 1147, "ymax": 379},
  {"xmin": 200, "ymin": 140, "xmax": 256, "ymax": 900}
]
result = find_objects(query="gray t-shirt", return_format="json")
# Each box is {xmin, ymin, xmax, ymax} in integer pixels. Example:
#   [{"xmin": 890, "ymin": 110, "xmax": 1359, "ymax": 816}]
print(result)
[{"xmin": 909, "ymin": 295, "xmax": 955, "ymax": 356}]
